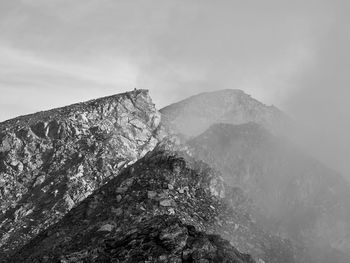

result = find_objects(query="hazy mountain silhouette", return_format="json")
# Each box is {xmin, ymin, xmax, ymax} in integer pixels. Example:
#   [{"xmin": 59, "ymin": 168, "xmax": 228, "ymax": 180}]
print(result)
[
  {"xmin": 160, "ymin": 89, "xmax": 289, "ymax": 138},
  {"xmin": 162, "ymin": 90, "xmax": 350, "ymax": 262}
]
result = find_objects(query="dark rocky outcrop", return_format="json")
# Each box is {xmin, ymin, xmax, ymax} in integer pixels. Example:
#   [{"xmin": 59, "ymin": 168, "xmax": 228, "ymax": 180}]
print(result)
[
  {"xmin": 0, "ymin": 89, "xmax": 162, "ymax": 256},
  {"xmin": 10, "ymin": 143, "xmax": 296, "ymax": 263},
  {"xmin": 13, "ymin": 214, "xmax": 256, "ymax": 263}
]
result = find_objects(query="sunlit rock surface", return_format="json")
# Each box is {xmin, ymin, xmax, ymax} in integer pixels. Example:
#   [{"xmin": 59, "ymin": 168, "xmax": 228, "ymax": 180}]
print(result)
[
  {"xmin": 0, "ymin": 89, "xmax": 162, "ymax": 256},
  {"xmin": 10, "ymin": 143, "xmax": 298, "ymax": 263}
]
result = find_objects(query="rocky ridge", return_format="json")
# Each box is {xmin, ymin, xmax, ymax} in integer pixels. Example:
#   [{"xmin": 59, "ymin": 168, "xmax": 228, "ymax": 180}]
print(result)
[
  {"xmin": 0, "ymin": 89, "xmax": 162, "ymax": 256},
  {"xmin": 0, "ymin": 88, "xmax": 327, "ymax": 262},
  {"xmin": 11, "ymin": 142, "xmax": 297, "ymax": 262}
]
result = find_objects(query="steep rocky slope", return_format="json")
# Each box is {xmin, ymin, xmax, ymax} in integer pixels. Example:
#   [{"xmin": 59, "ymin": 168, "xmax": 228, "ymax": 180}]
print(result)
[
  {"xmin": 160, "ymin": 89, "xmax": 289, "ymax": 138},
  {"xmin": 0, "ymin": 89, "xmax": 162, "ymax": 256},
  {"xmin": 188, "ymin": 122, "xmax": 350, "ymax": 262},
  {"xmin": 10, "ymin": 142, "xmax": 299, "ymax": 263},
  {"xmin": 2, "ymin": 88, "xmax": 336, "ymax": 262}
]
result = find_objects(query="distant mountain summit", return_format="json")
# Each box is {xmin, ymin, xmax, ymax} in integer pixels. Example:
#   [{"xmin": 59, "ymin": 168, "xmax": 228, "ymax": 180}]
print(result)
[
  {"xmin": 161, "ymin": 89, "xmax": 350, "ymax": 262},
  {"xmin": 160, "ymin": 89, "xmax": 289, "ymax": 138}
]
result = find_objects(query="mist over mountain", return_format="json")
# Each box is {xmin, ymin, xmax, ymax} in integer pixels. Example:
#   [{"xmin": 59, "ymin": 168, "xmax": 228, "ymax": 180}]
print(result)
[
  {"xmin": 162, "ymin": 89, "xmax": 350, "ymax": 263},
  {"xmin": 160, "ymin": 89, "xmax": 290, "ymax": 139},
  {"xmin": 0, "ymin": 1, "xmax": 349, "ymax": 262},
  {"xmin": 0, "ymin": 88, "xmax": 349, "ymax": 263},
  {"xmin": 188, "ymin": 123, "xmax": 350, "ymax": 262}
]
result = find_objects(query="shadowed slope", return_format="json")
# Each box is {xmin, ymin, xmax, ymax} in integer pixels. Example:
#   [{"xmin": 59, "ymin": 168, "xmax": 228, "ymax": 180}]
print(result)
[{"xmin": 10, "ymin": 143, "xmax": 298, "ymax": 263}]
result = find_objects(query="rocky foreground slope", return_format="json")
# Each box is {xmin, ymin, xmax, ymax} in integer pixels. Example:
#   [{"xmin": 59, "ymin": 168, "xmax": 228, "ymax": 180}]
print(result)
[
  {"xmin": 0, "ymin": 90, "xmax": 162, "ymax": 256},
  {"xmin": 188, "ymin": 122, "xmax": 350, "ymax": 263},
  {"xmin": 10, "ymin": 142, "xmax": 299, "ymax": 262}
]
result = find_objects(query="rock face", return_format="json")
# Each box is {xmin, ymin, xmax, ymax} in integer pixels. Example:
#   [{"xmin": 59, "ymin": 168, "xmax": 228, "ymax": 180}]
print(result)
[
  {"xmin": 10, "ymin": 143, "xmax": 299, "ymax": 263},
  {"xmin": 188, "ymin": 122, "xmax": 350, "ymax": 263},
  {"xmin": 12, "ymin": 214, "xmax": 256, "ymax": 263},
  {"xmin": 0, "ymin": 89, "xmax": 161, "ymax": 256},
  {"xmin": 160, "ymin": 89, "xmax": 289, "ymax": 138}
]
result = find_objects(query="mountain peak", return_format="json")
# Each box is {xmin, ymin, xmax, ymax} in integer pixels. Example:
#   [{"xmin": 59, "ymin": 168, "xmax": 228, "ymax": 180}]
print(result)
[
  {"xmin": 160, "ymin": 89, "xmax": 288, "ymax": 138},
  {"xmin": 0, "ymin": 89, "xmax": 161, "ymax": 256}
]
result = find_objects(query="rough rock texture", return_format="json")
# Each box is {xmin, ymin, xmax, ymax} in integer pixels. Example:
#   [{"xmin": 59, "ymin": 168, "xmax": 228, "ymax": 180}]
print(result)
[
  {"xmin": 160, "ymin": 89, "xmax": 289, "ymax": 139},
  {"xmin": 0, "ymin": 89, "xmax": 162, "ymax": 256},
  {"xmin": 188, "ymin": 122, "xmax": 350, "ymax": 263},
  {"xmin": 13, "ymin": 214, "xmax": 256, "ymax": 263},
  {"xmin": 10, "ymin": 144, "xmax": 296, "ymax": 263}
]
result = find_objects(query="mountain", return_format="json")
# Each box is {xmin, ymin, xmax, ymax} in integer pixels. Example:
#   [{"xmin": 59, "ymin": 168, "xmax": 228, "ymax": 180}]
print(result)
[
  {"xmin": 160, "ymin": 89, "xmax": 289, "ymax": 138},
  {"xmin": 10, "ymin": 142, "xmax": 298, "ymax": 263},
  {"xmin": 0, "ymin": 90, "xmax": 162, "ymax": 256},
  {"xmin": 161, "ymin": 89, "xmax": 350, "ymax": 262},
  {"xmin": 1, "ymin": 88, "xmax": 347, "ymax": 262},
  {"xmin": 0, "ymin": 89, "xmax": 288, "ymax": 263},
  {"xmin": 187, "ymin": 122, "xmax": 350, "ymax": 262}
]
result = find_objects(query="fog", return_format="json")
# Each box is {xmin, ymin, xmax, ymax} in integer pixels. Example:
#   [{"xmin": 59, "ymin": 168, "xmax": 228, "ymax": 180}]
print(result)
[
  {"xmin": 285, "ymin": 4, "xmax": 350, "ymax": 180},
  {"xmin": 0, "ymin": 0, "xmax": 349, "ymax": 178}
]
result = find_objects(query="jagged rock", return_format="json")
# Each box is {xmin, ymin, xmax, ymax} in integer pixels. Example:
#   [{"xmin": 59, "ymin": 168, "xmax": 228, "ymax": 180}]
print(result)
[
  {"xmin": 116, "ymin": 195, "xmax": 122, "ymax": 202},
  {"xmin": 111, "ymin": 207, "xmax": 123, "ymax": 216},
  {"xmin": 63, "ymin": 194, "xmax": 75, "ymax": 210},
  {"xmin": 0, "ymin": 90, "xmax": 162, "ymax": 256},
  {"xmin": 147, "ymin": 190, "xmax": 157, "ymax": 199},
  {"xmin": 159, "ymin": 199, "xmax": 174, "ymax": 207},
  {"xmin": 9, "ymin": 145, "xmax": 296, "ymax": 263},
  {"xmin": 98, "ymin": 224, "xmax": 114, "ymax": 232}
]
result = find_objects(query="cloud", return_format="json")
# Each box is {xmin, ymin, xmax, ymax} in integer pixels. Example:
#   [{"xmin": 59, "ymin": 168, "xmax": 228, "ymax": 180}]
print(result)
[
  {"xmin": 0, "ymin": 0, "xmax": 338, "ymax": 109},
  {"xmin": 0, "ymin": 0, "xmax": 349, "ymax": 176},
  {"xmin": 0, "ymin": 45, "xmax": 139, "ymax": 120},
  {"xmin": 3, "ymin": 46, "xmax": 139, "ymax": 86},
  {"xmin": 285, "ymin": 0, "xmax": 350, "ymax": 177}
]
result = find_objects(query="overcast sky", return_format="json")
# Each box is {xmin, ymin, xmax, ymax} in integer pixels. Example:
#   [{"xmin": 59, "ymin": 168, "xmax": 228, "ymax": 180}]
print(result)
[{"xmin": 0, "ymin": 0, "xmax": 349, "ymax": 177}]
